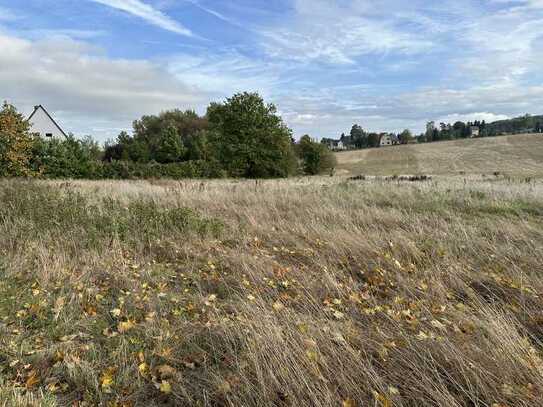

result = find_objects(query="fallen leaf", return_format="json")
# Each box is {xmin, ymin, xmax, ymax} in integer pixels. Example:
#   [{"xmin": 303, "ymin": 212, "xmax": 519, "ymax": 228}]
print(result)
[
  {"xmin": 25, "ymin": 370, "xmax": 40, "ymax": 389},
  {"xmin": 118, "ymin": 320, "xmax": 135, "ymax": 333},
  {"xmin": 333, "ymin": 311, "xmax": 345, "ymax": 320},
  {"xmin": 272, "ymin": 301, "xmax": 285, "ymax": 311},
  {"xmin": 101, "ymin": 367, "xmax": 116, "ymax": 393},
  {"xmin": 157, "ymin": 364, "xmax": 177, "ymax": 379},
  {"xmin": 159, "ymin": 380, "xmax": 172, "ymax": 394},
  {"xmin": 138, "ymin": 363, "xmax": 148, "ymax": 375}
]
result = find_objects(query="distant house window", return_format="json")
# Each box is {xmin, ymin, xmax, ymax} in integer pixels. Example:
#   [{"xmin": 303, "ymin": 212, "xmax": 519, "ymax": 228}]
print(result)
[{"xmin": 46, "ymin": 133, "xmax": 53, "ymax": 137}]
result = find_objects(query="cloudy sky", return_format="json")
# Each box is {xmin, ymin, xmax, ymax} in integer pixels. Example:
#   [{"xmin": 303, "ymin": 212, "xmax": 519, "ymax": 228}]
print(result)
[{"xmin": 1, "ymin": 0, "xmax": 542, "ymax": 141}]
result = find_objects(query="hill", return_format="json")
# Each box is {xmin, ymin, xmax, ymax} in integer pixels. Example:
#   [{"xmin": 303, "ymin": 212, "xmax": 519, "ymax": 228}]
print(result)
[{"xmin": 336, "ymin": 133, "xmax": 543, "ymax": 177}]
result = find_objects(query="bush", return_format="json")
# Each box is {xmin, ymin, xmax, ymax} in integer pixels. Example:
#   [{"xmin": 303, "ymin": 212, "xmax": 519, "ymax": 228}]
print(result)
[{"xmin": 297, "ymin": 135, "xmax": 337, "ymax": 175}]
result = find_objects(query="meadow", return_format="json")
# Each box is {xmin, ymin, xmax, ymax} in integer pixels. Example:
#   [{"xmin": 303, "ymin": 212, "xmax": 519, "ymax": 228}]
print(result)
[
  {"xmin": 335, "ymin": 133, "xmax": 543, "ymax": 177},
  {"xmin": 1, "ymin": 172, "xmax": 542, "ymax": 406}
]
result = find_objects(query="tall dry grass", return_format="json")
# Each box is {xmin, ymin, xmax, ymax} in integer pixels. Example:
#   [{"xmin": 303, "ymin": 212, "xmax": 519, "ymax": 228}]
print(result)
[{"xmin": 1, "ymin": 176, "xmax": 542, "ymax": 406}]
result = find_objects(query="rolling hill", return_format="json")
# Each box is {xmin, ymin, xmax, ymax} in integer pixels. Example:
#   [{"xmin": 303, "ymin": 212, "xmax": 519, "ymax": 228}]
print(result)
[{"xmin": 335, "ymin": 133, "xmax": 543, "ymax": 177}]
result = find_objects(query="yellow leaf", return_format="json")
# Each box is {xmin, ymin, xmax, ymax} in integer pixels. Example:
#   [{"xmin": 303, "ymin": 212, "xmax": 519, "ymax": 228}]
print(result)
[
  {"xmin": 159, "ymin": 380, "xmax": 172, "ymax": 394},
  {"xmin": 101, "ymin": 367, "xmax": 116, "ymax": 393},
  {"xmin": 111, "ymin": 308, "xmax": 122, "ymax": 317},
  {"xmin": 342, "ymin": 398, "xmax": 357, "ymax": 407},
  {"xmin": 272, "ymin": 301, "xmax": 285, "ymax": 311},
  {"xmin": 374, "ymin": 391, "xmax": 392, "ymax": 407},
  {"xmin": 306, "ymin": 349, "xmax": 319, "ymax": 362},
  {"xmin": 118, "ymin": 320, "xmax": 135, "ymax": 333},
  {"xmin": 138, "ymin": 363, "xmax": 148, "ymax": 375}
]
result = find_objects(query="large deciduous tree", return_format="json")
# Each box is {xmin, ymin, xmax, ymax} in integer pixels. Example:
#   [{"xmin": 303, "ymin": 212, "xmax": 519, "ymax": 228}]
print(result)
[
  {"xmin": 207, "ymin": 92, "xmax": 297, "ymax": 178},
  {"xmin": 0, "ymin": 102, "xmax": 36, "ymax": 177}
]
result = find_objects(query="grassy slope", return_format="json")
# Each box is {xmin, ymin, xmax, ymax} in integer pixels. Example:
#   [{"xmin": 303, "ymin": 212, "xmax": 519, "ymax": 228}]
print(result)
[
  {"xmin": 1, "ymin": 177, "xmax": 543, "ymax": 406},
  {"xmin": 336, "ymin": 133, "xmax": 543, "ymax": 177}
]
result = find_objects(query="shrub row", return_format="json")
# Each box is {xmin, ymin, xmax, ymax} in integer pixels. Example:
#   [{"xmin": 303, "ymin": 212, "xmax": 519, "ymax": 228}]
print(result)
[{"xmin": 36, "ymin": 159, "xmax": 227, "ymax": 180}]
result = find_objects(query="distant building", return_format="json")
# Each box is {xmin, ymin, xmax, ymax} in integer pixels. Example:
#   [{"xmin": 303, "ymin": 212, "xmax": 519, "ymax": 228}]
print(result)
[
  {"xmin": 470, "ymin": 126, "xmax": 480, "ymax": 138},
  {"xmin": 322, "ymin": 136, "xmax": 347, "ymax": 150},
  {"xmin": 27, "ymin": 105, "xmax": 67, "ymax": 139},
  {"xmin": 380, "ymin": 134, "xmax": 399, "ymax": 147}
]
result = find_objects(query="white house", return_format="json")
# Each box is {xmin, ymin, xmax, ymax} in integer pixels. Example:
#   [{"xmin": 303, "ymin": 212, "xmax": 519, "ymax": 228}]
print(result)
[
  {"xmin": 380, "ymin": 134, "xmax": 399, "ymax": 147},
  {"xmin": 470, "ymin": 126, "xmax": 480, "ymax": 138},
  {"xmin": 27, "ymin": 105, "xmax": 67, "ymax": 138}
]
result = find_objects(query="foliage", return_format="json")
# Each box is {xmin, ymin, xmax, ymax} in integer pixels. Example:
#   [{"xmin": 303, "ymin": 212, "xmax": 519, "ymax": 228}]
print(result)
[
  {"xmin": 31, "ymin": 135, "xmax": 102, "ymax": 178},
  {"xmin": 207, "ymin": 92, "xmax": 297, "ymax": 178},
  {"xmin": 0, "ymin": 102, "xmax": 36, "ymax": 177},
  {"xmin": 297, "ymin": 135, "xmax": 337, "ymax": 175},
  {"xmin": 398, "ymin": 129, "xmax": 414, "ymax": 144},
  {"xmin": 105, "ymin": 110, "xmax": 208, "ymax": 163},
  {"xmin": 350, "ymin": 124, "xmax": 368, "ymax": 148}
]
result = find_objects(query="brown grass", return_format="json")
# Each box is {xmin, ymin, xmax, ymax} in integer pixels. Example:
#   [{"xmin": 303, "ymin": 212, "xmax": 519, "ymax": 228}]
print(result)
[
  {"xmin": 1, "ymin": 176, "xmax": 543, "ymax": 406},
  {"xmin": 336, "ymin": 133, "xmax": 543, "ymax": 177}
]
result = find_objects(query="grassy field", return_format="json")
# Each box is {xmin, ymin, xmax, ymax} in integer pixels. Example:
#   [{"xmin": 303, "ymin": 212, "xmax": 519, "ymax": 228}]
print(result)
[
  {"xmin": 1, "ymin": 175, "xmax": 542, "ymax": 406},
  {"xmin": 336, "ymin": 133, "xmax": 543, "ymax": 177}
]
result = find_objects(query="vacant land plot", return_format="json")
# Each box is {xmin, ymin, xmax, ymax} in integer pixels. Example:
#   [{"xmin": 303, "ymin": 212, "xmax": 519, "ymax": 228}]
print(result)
[
  {"xmin": 336, "ymin": 133, "xmax": 543, "ymax": 177},
  {"xmin": 1, "ymin": 176, "xmax": 542, "ymax": 406}
]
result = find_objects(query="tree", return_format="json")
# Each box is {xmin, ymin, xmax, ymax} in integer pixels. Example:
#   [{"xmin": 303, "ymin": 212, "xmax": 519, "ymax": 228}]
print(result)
[
  {"xmin": 105, "ymin": 109, "xmax": 209, "ymax": 163},
  {"xmin": 207, "ymin": 92, "xmax": 297, "ymax": 178},
  {"xmin": 350, "ymin": 124, "xmax": 367, "ymax": 148},
  {"xmin": 155, "ymin": 126, "xmax": 186, "ymax": 164},
  {"xmin": 368, "ymin": 133, "xmax": 380, "ymax": 148},
  {"xmin": 0, "ymin": 102, "xmax": 36, "ymax": 177},
  {"xmin": 297, "ymin": 135, "xmax": 337, "ymax": 175},
  {"xmin": 398, "ymin": 129, "xmax": 413, "ymax": 144}
]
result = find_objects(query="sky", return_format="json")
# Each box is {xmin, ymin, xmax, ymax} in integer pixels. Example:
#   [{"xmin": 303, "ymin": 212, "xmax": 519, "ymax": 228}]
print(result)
[{"xmin": 1, "ymin": 0, "xmax": 542, "ymax": 142}]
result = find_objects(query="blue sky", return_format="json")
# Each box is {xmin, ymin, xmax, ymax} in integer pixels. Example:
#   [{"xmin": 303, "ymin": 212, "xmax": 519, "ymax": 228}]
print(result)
[{"xmin": 1, "ymin": 0, "xmax": 542, "ymax": 141}]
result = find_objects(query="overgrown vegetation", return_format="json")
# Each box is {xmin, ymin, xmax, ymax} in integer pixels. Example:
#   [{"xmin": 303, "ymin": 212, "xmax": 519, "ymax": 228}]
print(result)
[
  {"xmin": 0, "ymin": 177, "xmax": 542, "ymax": 406},
  {"xmin": 0, "ymin": 93, "xmax": 335, "ymax": 180}
]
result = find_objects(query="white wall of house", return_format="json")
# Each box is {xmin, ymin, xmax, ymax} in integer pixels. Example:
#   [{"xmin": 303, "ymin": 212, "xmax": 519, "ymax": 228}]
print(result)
[
  {"xmin": 28, "ymin": 107, "xmax": 65, "ymax": 138},
  {"xmin": 380, "ymin": 135, "xmax": 392, "ymax": 146}
]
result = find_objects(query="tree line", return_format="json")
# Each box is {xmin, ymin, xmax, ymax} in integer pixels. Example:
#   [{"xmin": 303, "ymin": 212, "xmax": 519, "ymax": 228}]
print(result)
[
  {"xmin": 327, "ymin": 114, "xmax": 542, "ymax": 150},
  {"xmin": 0, "ymin": 93, "xmax": 336, "ymax": 179}
]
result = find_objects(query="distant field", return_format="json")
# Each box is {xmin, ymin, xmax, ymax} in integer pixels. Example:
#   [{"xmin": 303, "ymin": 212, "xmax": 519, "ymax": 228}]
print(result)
[{"xmin": 336, "ymin": 133, "xmax": 543, "ymax": 177}]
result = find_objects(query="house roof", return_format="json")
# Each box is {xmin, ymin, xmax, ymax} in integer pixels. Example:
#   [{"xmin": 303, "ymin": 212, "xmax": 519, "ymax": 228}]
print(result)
[{"xmin": 27, "ymin": 105, "xmax": 68, "ymax": 137}]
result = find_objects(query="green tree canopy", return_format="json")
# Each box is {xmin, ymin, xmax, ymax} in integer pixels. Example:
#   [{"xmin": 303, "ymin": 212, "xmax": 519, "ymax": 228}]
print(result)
[
  {"xmin": 207, "ymin": 92, "xmax": 297, "ymax": 178},
  {"xmin": 297, "ymin": 135, "xmax": 337, "ymax": 175}
]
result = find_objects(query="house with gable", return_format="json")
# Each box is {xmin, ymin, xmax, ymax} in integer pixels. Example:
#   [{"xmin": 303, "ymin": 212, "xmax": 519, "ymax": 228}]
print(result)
[{"xmin": 27, "ymin": 105, "xmax": 68, "ymax": 139}]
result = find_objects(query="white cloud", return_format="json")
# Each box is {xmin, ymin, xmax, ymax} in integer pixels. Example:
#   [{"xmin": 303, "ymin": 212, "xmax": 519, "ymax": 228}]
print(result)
[
  {"xmin": 0, "ymin": 32, "xmax": 211, "ymax": 140},
  {"xmin": 436, "ymin": 112, "xmax": 510, "ymax": 125},
  {"xmin": 89, "ymin": 0, "xmax": 193, "ymax": 36}
]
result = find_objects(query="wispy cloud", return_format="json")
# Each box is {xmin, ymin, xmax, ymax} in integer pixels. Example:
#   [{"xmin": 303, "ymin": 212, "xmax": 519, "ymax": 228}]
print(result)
[{"xmin": 89, "ymin": 0, "xmax": 193, "ymax": 36}]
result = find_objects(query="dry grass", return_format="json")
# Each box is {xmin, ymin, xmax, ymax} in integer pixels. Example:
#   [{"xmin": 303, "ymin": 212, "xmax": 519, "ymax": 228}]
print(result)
[
  {"xmin": 1, "ymin": 176, "xmax": 543, "ymax": 406},
  {"xmin": 336, "ymin": 133, "xmax": 543, "ymax": 177}
]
